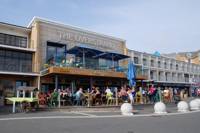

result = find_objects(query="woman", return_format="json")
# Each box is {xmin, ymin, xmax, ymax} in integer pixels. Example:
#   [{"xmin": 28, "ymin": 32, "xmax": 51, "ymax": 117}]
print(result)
[
  {"xmin": 127, "ymin": 87, "xmax": 134, "ymax": 105},
  {"xmin": 119, "ymin": 87, "xmax": 128, "ymax": 102}
]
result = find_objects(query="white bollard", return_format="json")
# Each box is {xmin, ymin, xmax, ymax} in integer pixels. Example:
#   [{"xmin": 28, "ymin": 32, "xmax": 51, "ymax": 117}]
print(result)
[
  {"xmin": 189, "ymin": 99, "xmax": 200, "ymax": 111},
  {"xmin": 120, "ymin": 102, "xmax": 133, "ymax": 116},
  {"xmin": 154, "ymin": 102, "xmax": 167, "ymax": 114},
  {"xmin": 177, "ymin": 101, "xmax": 189, "ymax": 112},
  {"xmin": 194, "ymin": 99, "xmax": 200, "ymax": 107}
]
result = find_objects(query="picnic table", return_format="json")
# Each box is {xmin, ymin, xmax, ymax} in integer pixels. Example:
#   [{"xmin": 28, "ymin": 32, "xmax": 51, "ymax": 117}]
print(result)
[{"xmin": 6, "ymin": 86, "xmax": 38, "ymax": 113}]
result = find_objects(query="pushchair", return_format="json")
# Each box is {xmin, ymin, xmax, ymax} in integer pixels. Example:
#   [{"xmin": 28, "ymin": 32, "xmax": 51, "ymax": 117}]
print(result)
[{"xmin": 174, "ymin": 95, "xmax": 180, "ymax": 104}]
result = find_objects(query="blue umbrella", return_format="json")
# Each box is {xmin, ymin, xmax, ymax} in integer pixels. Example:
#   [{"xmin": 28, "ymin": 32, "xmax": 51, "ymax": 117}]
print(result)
[{"xmin": 127, "ymin": 60, "xmax": 136, "ymax": 87}]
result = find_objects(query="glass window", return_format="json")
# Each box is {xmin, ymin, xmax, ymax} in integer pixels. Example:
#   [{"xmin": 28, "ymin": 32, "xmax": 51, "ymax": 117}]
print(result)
[
  {"xmin": 0, "ymin": 33, "xmax": 4, "ymax": 44},
  {"xmin": 170, "ymin": 63, "xmax": 173, "ymax": 69},
  {"xmin": 46, "ymin": 42, "xmax": 66, "ymax": 65},
  {"xmin": 0, "ymin": 33, "xmax": 27, "ymax": 48},
  {"xmin": 176, "ymin": 64, "xmax": 179, "ymax": 70},
  {"xmin": 0, "ymin": 49, "xmax": 32, "ymax": 72},
  {"xmin": 0, "ymin": 56, "xmax": 4, "ymax": 70},
  {"xmin": 151, "ymin": 60, "xmax": 154, "ymax": 67},
  {"xmin": 158, "ymin": 61, "xmax": 161, "ymax": 68},
  {"xmin": 143, "ymin": 58, "xmax": 147, "ymax": 66},
  {"xmin": 134, "ymin": 57, "xmax": 139, "ymax": 64},
  {"xmin": 164, "ymin": 62, "xmax": 167, "ymax": 69},
  {"xmin": 47, "ymin": 45, "xmax": 56, "ymax": 61}
]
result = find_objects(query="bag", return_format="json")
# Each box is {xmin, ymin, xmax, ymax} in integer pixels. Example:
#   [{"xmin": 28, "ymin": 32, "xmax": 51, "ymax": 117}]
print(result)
[{"xmin": 131, "ymin": 91, "xmax": 136, "ymax": 97}]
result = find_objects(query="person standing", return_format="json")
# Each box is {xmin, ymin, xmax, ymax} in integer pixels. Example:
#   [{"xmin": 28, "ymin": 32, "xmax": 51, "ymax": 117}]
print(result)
[{"xmin": 127, "ymin": 87, "xmax": 134, "ymax": 105}]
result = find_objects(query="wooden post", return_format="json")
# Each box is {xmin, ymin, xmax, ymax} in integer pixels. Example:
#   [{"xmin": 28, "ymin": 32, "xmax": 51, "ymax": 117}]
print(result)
[
  {"xmin": 31, "ymin": 91, "xmax": 33, "ymax": 98},
  {"xmin": 12, "ymin": 101, "xmax": 16, "ymax": 113},
  {"xmin": 115, "ymin": 87, "xmax": 118, "ymax": 106},
  {"xmin": 58, "ymin": 89, "xmax": 61, "ymax": 108},
  {"xmin": 23, "ymin": 90, "xmax": 25, "ymax": 98},
  {"xmin": 17, "ymin": 90, "xmax": 19, "ymax": 98}
]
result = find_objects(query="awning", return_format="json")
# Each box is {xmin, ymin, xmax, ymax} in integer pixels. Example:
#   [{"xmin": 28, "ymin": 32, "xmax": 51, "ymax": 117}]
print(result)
[
  {"xmin": 17, "ymin": 86, "xmax": 37, "ymax": 91},
  {"xmin": 67, "ymin": 44, "xmax": 130, "ymax": 61},
  {"xmin": 67, "ymin": 44, "xmax": 103, "ymax": 57},
  {"xmin": 93, "ymin": 51, "xmax": 130, "ymax": 61}
]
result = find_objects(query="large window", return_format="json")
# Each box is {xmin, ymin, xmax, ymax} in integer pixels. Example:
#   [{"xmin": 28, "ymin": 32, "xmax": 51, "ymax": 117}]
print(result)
[
  {"xmin": 0, "ymin": 49, "xmax": 32, "ymax": 72},
  {"xmin": 0, "ymin": 33, "xmax": 27, "ymax": 48},
  {"xmin": 46, "ymin": 42, "xmax": 66, "ymax": 65}
]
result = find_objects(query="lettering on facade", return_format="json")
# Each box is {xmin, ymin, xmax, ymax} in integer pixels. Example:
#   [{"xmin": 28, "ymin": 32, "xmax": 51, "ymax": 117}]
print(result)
[{"xmin": 57, "ymin": 31, "xmax": 123, "ymax": 53}]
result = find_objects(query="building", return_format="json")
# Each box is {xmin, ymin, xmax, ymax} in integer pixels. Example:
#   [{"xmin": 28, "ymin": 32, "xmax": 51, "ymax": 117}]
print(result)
[
  {"xmin": 127, "ymin": 49, "xmax": 200, "ymax": 90},
  {"xmin": 0, "ymin": 22, "xmax": 39, "ymax": 105},
  {"xmin": 0, "ymin": 17, "xmax": 148, "ymax": 105},
  {"xmin": 164, "ymin": 50, "xmax": 200, "ymax": 65},
  {"xmin": 0, "ymin": 17, "xmax": 200, "ymax": 106}
]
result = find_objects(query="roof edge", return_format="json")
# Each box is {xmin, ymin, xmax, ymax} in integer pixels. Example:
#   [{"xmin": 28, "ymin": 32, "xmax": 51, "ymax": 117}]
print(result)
[
  {"xmin": 27, "ymin": 16, "xmax": 126, "ymax": 42},
  {"xmin": 0, "ymin": 22, "xmax": 31, "ymax": 31}
]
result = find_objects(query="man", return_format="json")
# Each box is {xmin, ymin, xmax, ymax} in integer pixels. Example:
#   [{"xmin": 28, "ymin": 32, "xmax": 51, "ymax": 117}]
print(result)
[{"xmin": 75, "ymin": 88, "xmax": 83, "ymax": 106}]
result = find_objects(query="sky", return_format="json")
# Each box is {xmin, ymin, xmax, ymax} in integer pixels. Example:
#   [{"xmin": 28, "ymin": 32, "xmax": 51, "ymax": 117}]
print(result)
[{"xmin": 0, "ymin": 0, "xmax": 200, "ymax": 54}]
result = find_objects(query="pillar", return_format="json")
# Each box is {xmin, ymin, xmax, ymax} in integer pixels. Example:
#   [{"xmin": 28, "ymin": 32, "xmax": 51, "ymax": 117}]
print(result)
[{"xmin": 55, "ymin": 75, "xmax": 58, "ymax": 90}]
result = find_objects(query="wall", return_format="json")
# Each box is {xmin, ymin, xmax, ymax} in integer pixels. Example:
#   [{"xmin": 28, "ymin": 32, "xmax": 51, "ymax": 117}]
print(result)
[{"xmin": 33, "ymin": 20, "xmax": 126, "ymax": 70}]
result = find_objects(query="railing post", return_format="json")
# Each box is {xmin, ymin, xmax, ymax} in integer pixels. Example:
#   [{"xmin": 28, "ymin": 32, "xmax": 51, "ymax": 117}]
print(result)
[
  {"xmin": 115, "ymin": 87, "xmax": 118, "ymax": 106},
  {"xmin": 87, "ymin": 88, "xmax": 90, "ymax": 107},
  {"xmin": 58, "ymin": 89, "xmax": 61, "ymax": 108}
]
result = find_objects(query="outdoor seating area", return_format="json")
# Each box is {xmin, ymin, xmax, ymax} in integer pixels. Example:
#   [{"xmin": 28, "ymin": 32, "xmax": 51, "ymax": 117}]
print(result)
[{"xmin": 37, "ymin": 85, "xmax": 191, "ymax": 108}]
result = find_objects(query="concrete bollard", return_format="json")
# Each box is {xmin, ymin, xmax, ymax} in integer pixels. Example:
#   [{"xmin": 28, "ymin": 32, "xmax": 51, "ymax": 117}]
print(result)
[
  {"xmin": 154, "ymin": 102, "xmax": 167, "ymax": 114},
  {"xmin": 177, "ymin": 101, "xmax": 189, "ymax": 112},
  {"xmin": 194, "ymin": 98, "xmax": 200, "ymax": 107},
  {"xmin": 120, "ymin": 102, "xmax": 133, "ymax": 116},
  {"xmin": 189, "ymin": 99, "xmax": 200, "ymax": 111}
]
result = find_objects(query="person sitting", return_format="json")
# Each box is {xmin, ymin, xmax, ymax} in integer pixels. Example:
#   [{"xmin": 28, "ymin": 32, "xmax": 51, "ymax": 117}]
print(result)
[
  {"xmin": 38, "ymin": 92, "xmax": 46, "ymax": 105},
  {"xmin": 119, "ymin": 87, "xmax": 128, "ymax": 102},
  {"xmin": 51, "ymin": 89, "xmax": 59, "ymax": 107},
  {"xmin": 90, "ymin": 86, "xmax": 97, "ymax": 105},
  {"xmin": 106, "ymin": 89, "xmax": 114, "ymax": 105},
  {"xmin": 94, "ymin": 88, "xmax": 102, "ymax": 105}
]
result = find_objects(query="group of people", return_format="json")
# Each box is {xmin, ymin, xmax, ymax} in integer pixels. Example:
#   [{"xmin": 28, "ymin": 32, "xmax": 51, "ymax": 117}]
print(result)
[
  {"xmin": 37, "ymin": 85, "xmax": 193, "ymax": 107},
  {"xmin": 73, "ymin": 85, "xmax": 161, "ymax": 106}
]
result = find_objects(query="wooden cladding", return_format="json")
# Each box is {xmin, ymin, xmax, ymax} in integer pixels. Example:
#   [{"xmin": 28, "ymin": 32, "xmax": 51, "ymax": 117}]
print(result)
[
  {"xmin": 44, "ymin": 66, "xmax": 147, "ymax": 80},
  {"xmin": 48, "ymin": 67, "xmax": 126, "ymax": 78}
]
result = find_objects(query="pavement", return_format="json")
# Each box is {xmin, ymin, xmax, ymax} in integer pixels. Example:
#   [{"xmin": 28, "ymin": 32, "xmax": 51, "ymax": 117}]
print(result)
[
  {"xmin": 0, "ymin": 108, "xmax": 199, "ymax": 133},
  {"xmin": 0, "ymin": 102, "xmax": 178, "ymax": 115},
  {"xmin": 0, "ymin": 102, "xmax": 200, "ymax": 133}
]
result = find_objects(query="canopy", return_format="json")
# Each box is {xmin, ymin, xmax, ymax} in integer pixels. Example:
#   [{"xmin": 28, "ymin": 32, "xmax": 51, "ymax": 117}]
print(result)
[
  {"xmin": 68, "ymin": 44, "xmax": 129, "ymax": 61},
  {"xmin": 93, "ymin": 51, "xmax": 129, "ymax": 61},
  {"xmin": 17, "ymin": 86, "xmax": 37, "ymax": 91},
  {"xmin": 67, "ymin": 44, "xmax": 103, "ymax": 57}
]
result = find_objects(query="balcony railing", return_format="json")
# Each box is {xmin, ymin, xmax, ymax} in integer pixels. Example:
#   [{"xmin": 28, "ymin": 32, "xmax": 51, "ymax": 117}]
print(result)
[{"xmin": 43, "ymin": 61, "xmax": 147, "ymax": 79}]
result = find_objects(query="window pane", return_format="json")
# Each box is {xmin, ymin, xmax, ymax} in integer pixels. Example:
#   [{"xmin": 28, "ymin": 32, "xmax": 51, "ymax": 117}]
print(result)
[
  {"xmin": 0, "ymin": 33, "xmax": 4, "ymax": 44},
  {"xmin": 0, "ymin": 49, "xmax": 32, "ymax": 72},
  {"xmin": 0, "ymin": 33, "xmax": 27, "ymax": 48}
]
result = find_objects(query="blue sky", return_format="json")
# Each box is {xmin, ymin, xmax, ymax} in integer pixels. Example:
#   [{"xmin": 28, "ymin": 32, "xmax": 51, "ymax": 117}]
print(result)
[{"xmin": 0, "ymin": 0, "xmax": 200, "ymax": 54}]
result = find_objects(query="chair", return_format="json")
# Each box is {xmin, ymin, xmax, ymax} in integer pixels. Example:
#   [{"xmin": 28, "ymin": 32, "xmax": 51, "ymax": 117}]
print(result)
[
  {"xmin": 106, "ymin": 93, "xmax": 114, "ymax": 105},
  {"xmin": 38, "ymin": 93, "xmax": 46, "ymax": 105},
  {"xmin": 95, "ymin": 94, "xmax": 103, "ymax": 105}
]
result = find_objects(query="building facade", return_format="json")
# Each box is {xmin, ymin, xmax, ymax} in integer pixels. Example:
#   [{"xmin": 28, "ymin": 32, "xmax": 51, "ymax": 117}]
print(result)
[
  {"xmin": 0, "ymin": 17, "xmax": 136, "ymax": 105},
  {"xmin": 127, "ymin": 49, "xmax": 200, "ymax": 88},
  {"xmin": 0, "ymin": 17, "xmax": 200, "ymax": 106},
  {"xmin": 164, "ymin": 50, "xmax": 200, "ymax": 65}
]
